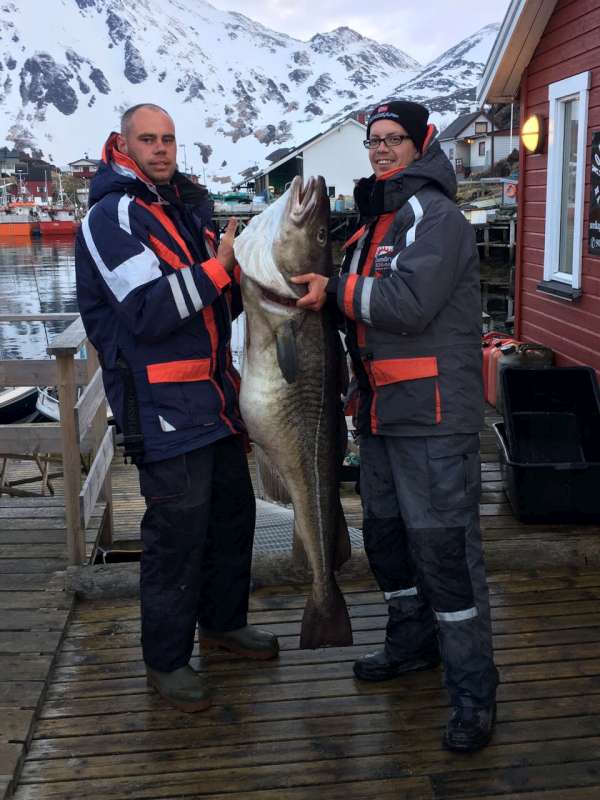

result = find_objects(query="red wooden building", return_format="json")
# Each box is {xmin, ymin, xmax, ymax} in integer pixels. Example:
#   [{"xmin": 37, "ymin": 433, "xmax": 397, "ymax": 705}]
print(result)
[{"xmin": 478, "ymin": 0, "xmax": 600, "ymax": 375}]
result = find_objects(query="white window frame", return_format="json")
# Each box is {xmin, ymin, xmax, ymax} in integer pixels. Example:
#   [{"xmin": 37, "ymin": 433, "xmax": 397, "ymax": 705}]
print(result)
[{"xmin": 543, "ymin": 71, "xmax": 590, "ymax": 289}]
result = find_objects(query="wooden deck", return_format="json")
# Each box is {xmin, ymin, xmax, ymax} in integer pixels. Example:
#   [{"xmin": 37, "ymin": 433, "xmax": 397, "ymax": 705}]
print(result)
[
  {"xmin": 9, "ymin": 568, "xmax": 600, "ymax": 800},
  {"xmin": 2, "ymin": 408, "xmax": 600, "ymax": 798},
  {"xmin": 0, "ymin": 490, "xmax": 103, "ymax": 800}
]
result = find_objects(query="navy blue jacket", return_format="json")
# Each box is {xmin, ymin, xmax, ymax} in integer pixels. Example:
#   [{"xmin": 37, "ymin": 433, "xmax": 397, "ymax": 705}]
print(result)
[{"xmin": 75, "ymin": 133, "xmax": 245, "ymax": 463}]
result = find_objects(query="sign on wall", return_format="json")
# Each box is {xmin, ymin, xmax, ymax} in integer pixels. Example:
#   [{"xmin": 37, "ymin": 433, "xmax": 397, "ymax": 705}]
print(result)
[{"xmin": 590, "ymin": 131, "xmax": 600, "ymax": 256}]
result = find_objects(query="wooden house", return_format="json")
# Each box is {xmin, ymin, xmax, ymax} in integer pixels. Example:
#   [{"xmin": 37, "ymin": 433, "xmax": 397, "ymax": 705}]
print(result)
[
  {"xmin": 252, "ymin": 118, "xmax": 366, "ymax": 200},
  {"xmin": 68, "ymin": 157, "xmax": 101, "ymax": 179},
  {"xmin": 477, "ymin": 0, "xmax": 600, "ymax": 375},
  {"xmin": 439, "ymin": 110, "xmax": 519, "ymax": 175}
]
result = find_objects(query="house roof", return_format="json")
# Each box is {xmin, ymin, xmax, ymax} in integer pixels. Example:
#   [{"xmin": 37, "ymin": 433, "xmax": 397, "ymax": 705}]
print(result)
[
  {"xmin": 477, "ymin": 0, "xmax": 559, "ymax": 105},
  {"xmin": 438, "ymin": 111, "xmax": 488, "ymax": 141},
  {"xmin": 265, "ymin": 147, "xmax": 293, "ymax": 163},
  {"xmin": 69, "ymin": 158, "xmax": 101, "ymax": 167},
  {"xmin": 252, "ymin": 118, "xmax": 366, "ymax": 179},
  {"xmin": 0, "ymin": 147, "xmax": 21, "ymax": 160}
]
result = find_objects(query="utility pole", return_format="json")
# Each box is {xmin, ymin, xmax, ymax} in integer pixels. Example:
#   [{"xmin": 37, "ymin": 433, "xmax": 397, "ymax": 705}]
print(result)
[{"xmin": 179, "ymin": 144, "xmax": 188, "ymax": 174}]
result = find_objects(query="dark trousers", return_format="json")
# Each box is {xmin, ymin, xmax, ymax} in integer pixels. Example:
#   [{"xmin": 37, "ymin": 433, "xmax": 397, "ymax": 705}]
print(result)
[
  {"xmin": 360, "ymin": 433, "xmax": 499, "ymax": 707},
  {"xmin": 138, "ymin": 435, "xmax": 256, "ymax": 672}
]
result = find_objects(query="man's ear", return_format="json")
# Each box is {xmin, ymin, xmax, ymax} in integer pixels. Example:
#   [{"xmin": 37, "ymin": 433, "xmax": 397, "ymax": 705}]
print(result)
[{"xmin": 116, "ymin": 133, "xmax": 127, "ymax": 153}]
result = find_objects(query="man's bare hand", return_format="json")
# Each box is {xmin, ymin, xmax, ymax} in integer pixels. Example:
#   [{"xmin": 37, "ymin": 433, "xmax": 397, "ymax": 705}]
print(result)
[
  {"xmin": 291, "ymin": 273, "xmax": 329, "ymax": 312},
  {"xmin": 217, "ymin": 217, "xmax": 238, "ymax": 273}
]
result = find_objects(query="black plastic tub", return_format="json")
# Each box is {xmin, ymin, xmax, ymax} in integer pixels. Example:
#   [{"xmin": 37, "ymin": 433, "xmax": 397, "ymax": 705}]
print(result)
[
  {"xmin": 501, "ymin": 367, "xmax": 600, "ymax": 464},
  {"xmin": 493, "ymin": 421, "xmax": 600, "ymax": 523}
]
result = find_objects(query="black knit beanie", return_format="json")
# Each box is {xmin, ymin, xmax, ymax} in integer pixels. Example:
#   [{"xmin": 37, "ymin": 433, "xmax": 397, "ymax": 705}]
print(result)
[{"xmin": 367, "ymin": 100, "xmax": 429, "ymax": 152}]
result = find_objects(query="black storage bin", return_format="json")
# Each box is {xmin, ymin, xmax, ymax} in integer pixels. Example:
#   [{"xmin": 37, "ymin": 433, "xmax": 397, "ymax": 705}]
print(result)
[{"xmin": 495, "ymin": 366, "xmax": 600, "ymax": 522}]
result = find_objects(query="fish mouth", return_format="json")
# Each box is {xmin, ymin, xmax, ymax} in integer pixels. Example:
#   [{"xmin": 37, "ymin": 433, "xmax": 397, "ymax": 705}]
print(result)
[{"xmin": 288, "ymin": 175, "xmax": 327, "ymax": 226}]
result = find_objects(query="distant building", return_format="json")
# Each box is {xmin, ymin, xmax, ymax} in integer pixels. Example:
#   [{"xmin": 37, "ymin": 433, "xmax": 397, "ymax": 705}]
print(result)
[
  {"xmin": 439, "ymin": 110, "xmax": 519, "ymax": 175},
  {"xmin": 22, "ymin": 159, "xmax": 57, "ymax": 202},
  {"xmin": 250, "ymin": 118, "xmax": 367, "ymax": 200},
  {"xmin": 0, "ymin": 147, "xmax": 22, "ymax": 176},
  {"xmin": 68, "ymin": 157, "xmax": 101, "ymax": 179}
]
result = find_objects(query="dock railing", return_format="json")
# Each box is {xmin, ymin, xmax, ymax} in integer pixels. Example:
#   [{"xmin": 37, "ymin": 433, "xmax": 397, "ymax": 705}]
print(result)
[{"xmin": 0, "ymin": 313, "xmax": 114, "ymax": 564}]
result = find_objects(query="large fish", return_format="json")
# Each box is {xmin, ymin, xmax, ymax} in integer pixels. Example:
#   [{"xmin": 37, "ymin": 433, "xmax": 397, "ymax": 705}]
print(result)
[{"xmin": 234, "ymin": 175, "xmax": 353, "ymax": 649}]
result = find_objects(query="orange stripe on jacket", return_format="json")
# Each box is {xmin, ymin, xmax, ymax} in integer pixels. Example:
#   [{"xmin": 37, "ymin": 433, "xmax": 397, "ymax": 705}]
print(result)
[
  {"xmin": 356, "ymin": 213, "xmax": 395, "ymax": 348},
  {"xmin": 147, "ymin": 358, "xmax": 211, "ymax": 383},
  {"xmin": 342, "ymin": 224, "xmax": 367, "ymax": 251},
  {"xmin": 149, "ymin": 235, "xmax": 188, "ymax": 271},
  {"xmin": 136, "ymin": 199, "xmax": 193, "ymax": 264},
  {"xmin": 203, "ymin": 258, "xmax": 231, "ymax": 291},
  {"xmin": 371, "ymin": 357, "xmax": 438, "ymax": 386},
  {"xmin": 343, "ymin": 274, "xmax": 359, "ymax": 320}
]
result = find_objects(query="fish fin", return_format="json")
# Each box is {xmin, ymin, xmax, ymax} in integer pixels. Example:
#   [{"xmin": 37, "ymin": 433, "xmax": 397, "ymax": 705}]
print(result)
[
  {"xmin": 292, "ymin": 523, "xmax": 309, "ymax": 570},
  {"xmin": 275, "ymin": 321, "xmax": 298, "ymax": 384},
  {"xmin": 333, "ymin": 502, "xmax": 351, "ymax": 570},
  {"xmin": 299, "ymin": 580, "xmax": 353, "ymax": 649}
]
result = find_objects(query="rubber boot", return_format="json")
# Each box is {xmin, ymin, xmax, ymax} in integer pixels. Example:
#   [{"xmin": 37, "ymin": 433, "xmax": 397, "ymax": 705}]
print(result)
[
  {"xmin": 354, "ymin": 595, "xmax": 440, "ymax": 682},
  {"xmin": 198, "ymin": 624, "xmax": 279, "ymax": 660},
  {"xmin": 146, "ymin": 664, "xmax": 211, "ymax": 713},
  {"xmin": 443, "ymin": 702, "xmax": 497, "ymax": 752}
]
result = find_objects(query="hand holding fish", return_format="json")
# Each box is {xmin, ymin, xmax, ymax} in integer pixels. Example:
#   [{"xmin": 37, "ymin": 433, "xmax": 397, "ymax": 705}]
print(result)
[
  {"xmin": 217, "ymin": 217, "xmax": 239, "ymax": 272},
  {"xmin": 291, "ymin": 273, "xmax": 329, "ymax": 311}
]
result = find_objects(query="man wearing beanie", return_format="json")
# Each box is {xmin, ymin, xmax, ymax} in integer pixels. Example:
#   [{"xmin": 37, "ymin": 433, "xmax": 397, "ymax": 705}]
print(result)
[{"xmin": 293, "ymin": 99, "xmax": 498, "ymax": 752}]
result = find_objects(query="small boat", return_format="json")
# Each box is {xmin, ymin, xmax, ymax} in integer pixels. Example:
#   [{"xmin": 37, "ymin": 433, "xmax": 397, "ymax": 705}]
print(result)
[
  {"xmin": 36, "ymin": 386, "xmax": 113, "ymax": 423},
  {"xmin": 37, "ymin": 175, "xmax": 79, "ymax": 236},
  {"xmin": 0, "ymin": 202, "xmax": 37, "ymax": 239},
  {"xmin": 38, "ymin": 207, "xmax": 79, "ymax": 237},
  {"xmin": 0, "ymin": 386, "xmax": 39, "ymax": 424}
]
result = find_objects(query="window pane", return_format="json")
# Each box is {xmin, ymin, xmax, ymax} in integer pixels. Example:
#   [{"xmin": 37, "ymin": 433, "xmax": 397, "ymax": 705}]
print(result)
[{"xmin": 558, "ymin": 99, "xmax": 579, "ymax": 275}]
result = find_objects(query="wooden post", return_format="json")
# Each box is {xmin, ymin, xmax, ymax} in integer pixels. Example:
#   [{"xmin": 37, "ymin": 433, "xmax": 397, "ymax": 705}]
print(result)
[
  {"xmin": 87, "ymin": 345, "xmax": 114, "ymax": 548},
  {"xmin": 48, "ymin": 317, "xmax": 88, "ymax": 566},
  {"xmin": 56, "ymin": 353, "xmax": 84, "ymax": 565}
]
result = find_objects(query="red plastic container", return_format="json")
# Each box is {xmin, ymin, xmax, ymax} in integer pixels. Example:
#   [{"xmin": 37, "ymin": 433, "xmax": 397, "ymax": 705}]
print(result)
[{"xmin": 482, "ymin": 332, "xmax": 512, "ymax": 404}]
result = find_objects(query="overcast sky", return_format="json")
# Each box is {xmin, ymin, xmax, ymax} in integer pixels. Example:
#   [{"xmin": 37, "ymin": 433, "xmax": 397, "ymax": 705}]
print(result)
[{"xmin": 209, "ymin": 0, "xmax": 512, "ymax": 65}]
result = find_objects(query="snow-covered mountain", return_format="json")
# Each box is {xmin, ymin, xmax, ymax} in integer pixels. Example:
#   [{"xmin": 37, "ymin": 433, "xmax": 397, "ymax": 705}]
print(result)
[{"xmin": 0, "ymin": 0, "xmax": 499, "ymax": 188}]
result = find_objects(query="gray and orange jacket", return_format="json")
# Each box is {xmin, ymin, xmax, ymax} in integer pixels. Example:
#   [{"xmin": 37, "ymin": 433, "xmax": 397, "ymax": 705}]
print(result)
[
  {"xmin": 75, "ymin": 132, "xmax": 245, "ymax": 463},
  {"xmin": 332, "ymin": 132, "xmax": 484, "ymax": 437}
]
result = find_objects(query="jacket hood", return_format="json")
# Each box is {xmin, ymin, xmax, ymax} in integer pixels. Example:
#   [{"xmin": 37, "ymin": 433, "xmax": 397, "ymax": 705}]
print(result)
[
  {"xmin": 354, "ymin": 125, "xmax": 457, "ymax": 218},
  {"xmin": 88, "ymin": 132, "xmax": 160, "ymax": 207}
]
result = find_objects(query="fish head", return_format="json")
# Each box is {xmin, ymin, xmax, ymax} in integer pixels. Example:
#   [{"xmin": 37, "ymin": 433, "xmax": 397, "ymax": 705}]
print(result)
[
  {"xmin": 272, "ymin": 175, "xmax": 332, "ymax": 285},
  {"xmin": 234, "ymin": 175, "xmax": 331, "ymax": 302}
]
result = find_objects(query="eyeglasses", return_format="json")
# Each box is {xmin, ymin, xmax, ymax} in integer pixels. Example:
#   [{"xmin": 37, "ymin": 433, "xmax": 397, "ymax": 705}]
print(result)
[{"xmin": 363, "ymin": 134, "xmax": 412, "ymax": 149}]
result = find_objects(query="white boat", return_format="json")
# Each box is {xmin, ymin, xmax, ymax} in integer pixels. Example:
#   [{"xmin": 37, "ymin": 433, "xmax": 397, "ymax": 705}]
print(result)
[
  {"xmin": 0, "ymin": 386, "xmax": 39, "ymax": 424},
  {"xmin": 36, "ymin": 386, "xmax": 113, "ymax": 423}
]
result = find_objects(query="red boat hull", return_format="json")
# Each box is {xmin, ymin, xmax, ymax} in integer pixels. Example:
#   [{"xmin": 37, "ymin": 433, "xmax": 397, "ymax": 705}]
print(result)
[{"xmin": 38, "ymin": 220, "xmax": 79, "ymax": 236}]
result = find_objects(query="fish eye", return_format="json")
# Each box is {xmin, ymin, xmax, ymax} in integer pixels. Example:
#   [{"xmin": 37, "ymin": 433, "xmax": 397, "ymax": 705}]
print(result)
[{"xmin": 316, "ymin": 227, "xmax": 327, "ymax": 245}]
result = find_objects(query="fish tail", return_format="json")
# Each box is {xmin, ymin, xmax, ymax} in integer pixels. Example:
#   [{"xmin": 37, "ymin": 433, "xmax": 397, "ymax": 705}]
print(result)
[{"xmin": 299, "ymin": 579, "xmax": 353, "ymax": 649}]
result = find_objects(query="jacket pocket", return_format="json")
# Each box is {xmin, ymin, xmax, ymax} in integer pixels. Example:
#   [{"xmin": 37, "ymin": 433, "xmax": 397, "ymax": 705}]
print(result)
[
  {"xmin": 426, "ymin": 434, "xmax": 480, "ymax": 511},
  {"xmin": 371, "ymin": 357, "xmax": 441, "ymax": 427},
  {"xmin": 146, "ymin": 358, "xmax": 220, "ymax": 432}
]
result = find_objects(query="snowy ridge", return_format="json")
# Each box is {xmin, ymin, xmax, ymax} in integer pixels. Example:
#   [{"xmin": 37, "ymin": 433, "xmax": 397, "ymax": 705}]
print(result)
[{"xmin": 0, "ymin": 0, "xmax": 499, "ymax": 187}]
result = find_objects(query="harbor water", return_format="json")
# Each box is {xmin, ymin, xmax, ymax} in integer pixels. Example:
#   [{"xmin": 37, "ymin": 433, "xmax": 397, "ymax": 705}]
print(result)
[{"xmin": 0, "ymin": 238, "xmax": 78, "ymax": 360}]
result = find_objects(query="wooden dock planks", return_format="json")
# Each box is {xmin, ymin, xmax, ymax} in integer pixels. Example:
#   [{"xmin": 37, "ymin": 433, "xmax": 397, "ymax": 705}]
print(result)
[{"xmin": 10, "ymin": 569, "xmax": 600, "ymax": 799}]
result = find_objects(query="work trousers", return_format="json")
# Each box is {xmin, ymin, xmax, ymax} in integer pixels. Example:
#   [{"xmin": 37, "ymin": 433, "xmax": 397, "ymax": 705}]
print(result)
[
  {"xmin": 137, "ymin": 435, "xmax": 256, "ymax": 672},
  {"xmin": 360, "ymin": 432, "xmax": 499, "ymax": 707}
]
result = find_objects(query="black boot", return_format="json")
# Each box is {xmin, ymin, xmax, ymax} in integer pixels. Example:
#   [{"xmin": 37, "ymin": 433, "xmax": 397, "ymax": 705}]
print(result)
[
  {"xmin": 198, "ymin": 624, "xmax": 279, "ymax": 660},
  {"xmin": 354, "ymin": 645, "xmax": 440, "ymax": 682},
  {"xmin": 354, "ymin": 593, "xmax": 440, "ymax": 681},
  {"xmin": 443, "ymin": 703, "xmax": 497, "ymax": 752},
  {"xmin": 146, "ymin": 664, "xmax": 211, "ymax": 713}
]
